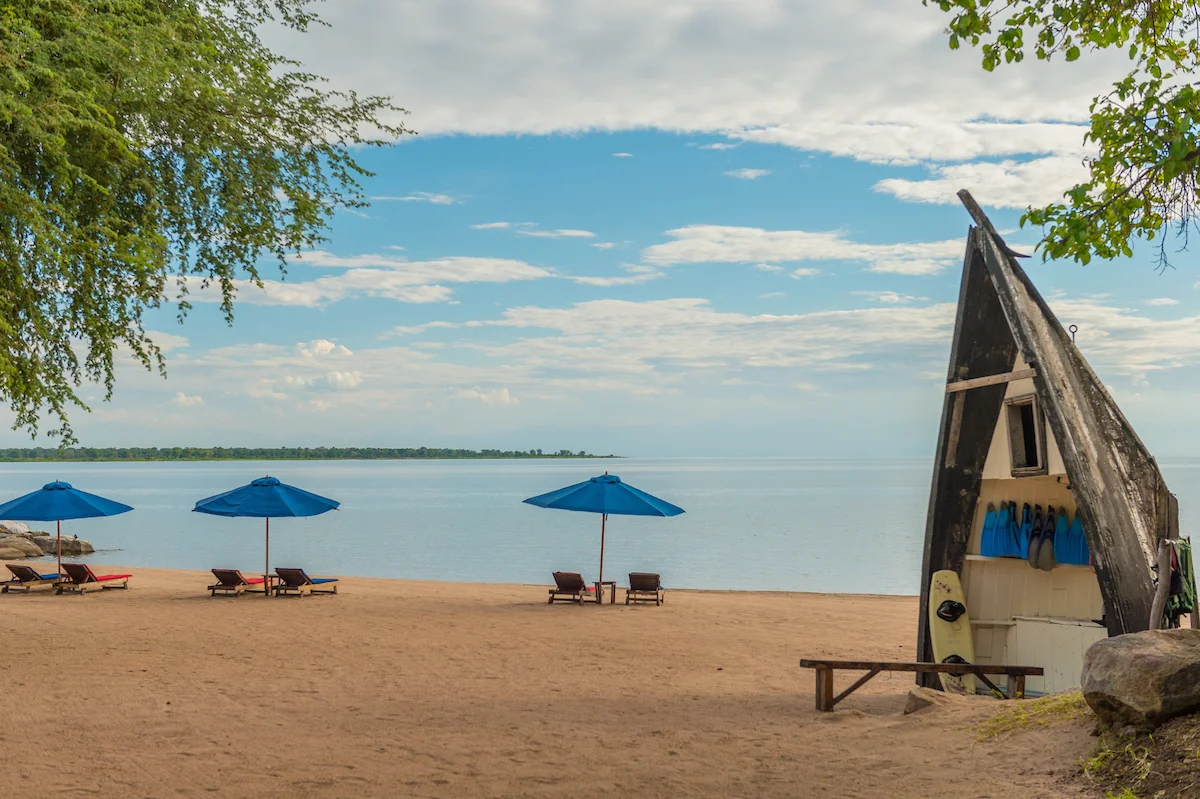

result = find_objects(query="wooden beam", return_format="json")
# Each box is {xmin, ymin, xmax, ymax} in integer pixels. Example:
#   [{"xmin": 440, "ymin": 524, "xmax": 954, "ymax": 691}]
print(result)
[
  {"xmin": 799, "ymin": 659, "xmax": 1044, "ymax": 676},
  {"xmin": 946, "ymin": 368, "xmax": 1037, "ymax": 393},
  {"xmin": 917, "ymin": 227, "xmax": 1020, "ymax": 688}
]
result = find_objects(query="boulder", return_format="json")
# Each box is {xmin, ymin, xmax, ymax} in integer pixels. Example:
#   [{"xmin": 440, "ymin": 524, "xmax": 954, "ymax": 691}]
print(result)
[
  {"xmin": 0, "ymin": 536, "xmax": 44, "ymax": 558},
  {"xmin": 1081, "ymin": 629, "xmax": 1200, "ymax": 729},
  {"xmin": 0, "ymin": 546, "xmax": 30, "ymax": 561},
  {"xmin": 30, "ymin": 535, "xmax": 95, "ymax": 556},
  {"xmin": 0, "ymin": 520, "xmax": 30, "ymax": 535}
]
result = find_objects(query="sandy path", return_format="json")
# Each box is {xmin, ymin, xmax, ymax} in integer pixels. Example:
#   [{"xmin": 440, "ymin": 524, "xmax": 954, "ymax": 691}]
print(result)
[{"xmin": 0, "ymin": 567, "xmax": 1094, "ymax": 798}]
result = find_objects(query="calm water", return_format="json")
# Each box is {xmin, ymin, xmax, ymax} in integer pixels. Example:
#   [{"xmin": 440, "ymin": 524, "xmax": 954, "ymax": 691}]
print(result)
[{"xmin": 3, "ymin": 458, "xmax": 1199, "ymax": 594}]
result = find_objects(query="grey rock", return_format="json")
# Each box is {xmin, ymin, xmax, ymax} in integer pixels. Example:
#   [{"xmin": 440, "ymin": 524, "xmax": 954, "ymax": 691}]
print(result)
[
  {"xmin": 0, "ymin": 521, "xmax": 30, "ymax": 535},
  {"xmin": 1081, "ymin": 628, "xmax": 1200, "ymax": 729},
  {"xmin": 30, "ymin": 535, "xmax": 95, "ymax": 556},
  {"xmin": 0, "ymin": 535, "xmax": 43, "ymax": 558}
]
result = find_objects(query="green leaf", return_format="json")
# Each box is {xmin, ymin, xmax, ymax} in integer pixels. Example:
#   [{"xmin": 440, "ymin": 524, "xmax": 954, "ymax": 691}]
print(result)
[{"xmin": 0, "ymin": 0, "xmax": 411, "ymax": 442}]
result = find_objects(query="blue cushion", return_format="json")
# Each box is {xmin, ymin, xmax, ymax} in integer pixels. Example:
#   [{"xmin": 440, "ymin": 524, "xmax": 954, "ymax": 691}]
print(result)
[{"xmin": 311, "ymin": 577, "xmax": 336, "ymax": 584}]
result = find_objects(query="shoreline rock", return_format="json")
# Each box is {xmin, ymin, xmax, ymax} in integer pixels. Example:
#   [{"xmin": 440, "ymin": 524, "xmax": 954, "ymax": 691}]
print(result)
[
  {"xmin": 1082, "ymin": 628, "xmax": 1200, "ymax": 729},
  {"xmin": 0, "ymin": 531, "xmax": 95, "ymax": 560}
]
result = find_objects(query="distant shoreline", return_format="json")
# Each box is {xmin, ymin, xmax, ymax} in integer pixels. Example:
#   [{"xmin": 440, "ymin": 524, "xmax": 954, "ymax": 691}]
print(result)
[{"xmin": 0, "ymin": 447, "xmax": 622, "ymax": 463}]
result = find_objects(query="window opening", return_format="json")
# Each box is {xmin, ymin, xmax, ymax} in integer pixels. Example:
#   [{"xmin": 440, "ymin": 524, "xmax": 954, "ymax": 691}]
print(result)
[{"xmin": 1006, "ymin": 394, "xmax": 1046, "ymax": 476}]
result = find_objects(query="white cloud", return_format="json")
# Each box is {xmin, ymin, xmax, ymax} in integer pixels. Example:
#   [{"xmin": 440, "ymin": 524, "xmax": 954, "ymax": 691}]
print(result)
[
  {"xmin": 322, "ymin": 371, "xmax": 365, "ymax": 390},
  {"xmin": 452, "ymin": 387, "xmax": 519, "ymax": 405},
  {"xmin": 724, "ymin": 168, "xmax": 771, "ymax": 180},
  {"xmin": 372, "ymin": 192, "xmax": 457, "ymax": 205},
  {"xmin": 481, "ymin": 297, "xmax": 955, "ymax": 372},
  {"xmin": 170, "ymin": 392, "xmax": 204, "ymax": 407},
  {"xmin": 184, "ymin": 254, "xmax": 552, "ymax": 307},
  {"xmin": 267, "ymin": 1, "xmax": 1116, "ymax": 156},
  {"xmin": 791, "ymin": 268, "xmax": 821, "ymax": 279},
  {"xmin": 1147, "ymin": 298, "xmax": 1180, "ymax": 306},
  {"xmin": 795, "ymin": 382, "xmax": 819, "ymax": 392},
  {"xmin": 701, "ymin": 143, "xmax": 740, "ymax": 150},
  {"xmin": 145, "ymin": 331, "xmax": 191, "ymax": 352},
  {"xmin": 471, "ymin": 222, "xmax": 512, "ymax": 229},
  {"xmin": 872, "ymin": 156, "xmax": 1089, "ymax": 208},
  {"xmin": 643, "ymin": 225, "xmax": 962, "ymax": 276},
  {"xmin": 853, "ymin": 290, "xmax": 927, "ymax": 304},
  {"xmin": 733, "ymin": 122, "xmax": 1090, "ymax": 166},
  {"xmin": 517, "ymin": 228, "xmax": 596, "ymax": 239},
  {"xmin": 592, "ymin": 242, "xmax": 616, "ymax": 250},
  {"xmin": 1047, "ymin": 297, "xmax": 1200, "ymax": 380},
  {"xmin": 756, "ymin": 263, "xmax": 783, "ymax": 272},
  {"xmin": 759, "ymin": 292, "xmax": 785, "ymax": 299},
  {"xmin": 298, "ymin": 340, "xmax": 353, "ymax": 358},
  {"xmin": 612, "ymin": 152, "xmax": 633, "ymax": 157}
]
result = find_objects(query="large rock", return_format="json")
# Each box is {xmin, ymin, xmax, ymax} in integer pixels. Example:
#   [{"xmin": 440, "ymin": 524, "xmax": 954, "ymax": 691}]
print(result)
[
  {"xmin": 30, "ymin": 535, "xmax": 95, "ymax": 556},
  {"xmin": 1082, "ymin": 629, "xmax": 1200, "ymax": 729},
  {"xmin": 0, "ymin": 535, "xmax": 44, "ymax": 558},
  {"xmin": 0, "ymin": 521, "xmax": 30, "ymax": 535}
]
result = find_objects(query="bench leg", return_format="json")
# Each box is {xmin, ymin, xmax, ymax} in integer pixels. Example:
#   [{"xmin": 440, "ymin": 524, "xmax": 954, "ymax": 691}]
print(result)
[
  {"xmin": 1014, "ymin": 675, "xmax": 1026, "ymax": 699},
  {"xmin": 814, "ymin": 667, "xmax": 834, "ymax": 711}
]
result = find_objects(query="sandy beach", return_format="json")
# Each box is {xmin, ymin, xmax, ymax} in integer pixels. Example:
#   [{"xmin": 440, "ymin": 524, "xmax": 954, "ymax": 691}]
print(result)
[{"xmin": 0, "ymin": 567, "xmax": 1095, "ymax": 798}]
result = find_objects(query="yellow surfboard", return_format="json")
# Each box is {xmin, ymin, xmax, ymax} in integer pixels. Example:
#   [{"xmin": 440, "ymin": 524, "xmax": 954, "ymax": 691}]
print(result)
[{"xmin": 929, "ymin": 569, "xmax": 976, "ymax": 695}]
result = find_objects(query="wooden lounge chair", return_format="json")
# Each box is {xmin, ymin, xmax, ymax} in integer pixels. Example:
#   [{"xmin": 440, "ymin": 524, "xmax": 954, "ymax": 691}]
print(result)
[
  {"xmin": 548, "ymin": 571, "xmax": 597, "ymax": 604},
  {"xmin": 625, "ymin": 572, "xmax": 664, "ymax": 605},
  {"xmin": 56, "ymin": 563, "xmax": 132, "ymax": 595},
  {"xmin": 208, "ymin": 568, "xmax": 268, "ymax": 597},
  {"xmin": 2, "ymin": 564, "xmax": 61, "ymax": 593},
  {"xmin": 273, "ymin": 567, "xmax": 338, "ymax": 597}
]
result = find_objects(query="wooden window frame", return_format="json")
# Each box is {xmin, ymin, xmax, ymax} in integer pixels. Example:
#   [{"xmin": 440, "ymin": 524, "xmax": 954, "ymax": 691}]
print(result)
[{"xmin": 1004, "ymin": 393, "xmax": 1048, "ymax": 477}]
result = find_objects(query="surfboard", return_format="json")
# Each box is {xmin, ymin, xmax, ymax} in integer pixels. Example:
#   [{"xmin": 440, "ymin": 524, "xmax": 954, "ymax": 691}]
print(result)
[{"xmin": 929, "ymin": 569, "xmax": 976, "ymax": 695}]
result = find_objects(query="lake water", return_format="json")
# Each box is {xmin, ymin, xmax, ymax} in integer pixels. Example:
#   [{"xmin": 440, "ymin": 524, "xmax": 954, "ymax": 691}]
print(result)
[{"xmin": 3, "ymin": 458, "xmax": 1199, "ymax": 595}]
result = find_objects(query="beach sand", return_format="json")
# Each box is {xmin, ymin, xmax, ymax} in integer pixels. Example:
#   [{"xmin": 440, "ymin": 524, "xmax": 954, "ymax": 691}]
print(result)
[{"xmin": 0, "ymin": 567, "xmax": 1095, "ymax": 798}]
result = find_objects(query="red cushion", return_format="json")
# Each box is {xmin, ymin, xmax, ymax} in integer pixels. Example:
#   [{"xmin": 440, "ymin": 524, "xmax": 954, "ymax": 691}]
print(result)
[
  {"xmin": 244, "ymin": 576, "xmax": 265, "ymax": 585},
  {"xmin": 94, "ymin": 574, "xmax": 132, "ymax": 581}
]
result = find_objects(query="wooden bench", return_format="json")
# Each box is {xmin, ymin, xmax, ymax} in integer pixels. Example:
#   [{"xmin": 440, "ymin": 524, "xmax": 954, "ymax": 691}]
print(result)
[{"xmin": 798, "ymin": 659, "xmax": 1045, "ymax": 711}]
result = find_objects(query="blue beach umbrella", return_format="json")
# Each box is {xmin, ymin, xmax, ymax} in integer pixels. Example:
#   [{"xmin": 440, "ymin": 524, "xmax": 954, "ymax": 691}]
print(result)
[
  {"xmin": 193, "ymin": 476, "xmax": 339, "ymax": 592},
  {"xmin": 523, "ymin": 474, "xmax": 684, "ymax": 586},
  {"xmin": 0, "ymin": 481, "xmax": 134, "ymax": 574}
]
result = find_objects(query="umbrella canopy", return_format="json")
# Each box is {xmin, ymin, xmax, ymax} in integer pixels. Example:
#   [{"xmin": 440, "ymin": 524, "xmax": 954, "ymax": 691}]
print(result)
[
  {"xmin": 524, "ymin": 474, "xmax": 685, "ymax": 517},
  {"xmin": 523, "ymin": 474, "xmax": 683, "ymax": 586},
  {"xmin": 193, "ymin": 476, "xmax": 340, "ymax": 519},
  {"xmin": 0, "ymin": 481, "xmax": 134, "ymax": 573},
  {"xmin": 193, "ymin": 476, "xmax": 339, "ymax": 594}
]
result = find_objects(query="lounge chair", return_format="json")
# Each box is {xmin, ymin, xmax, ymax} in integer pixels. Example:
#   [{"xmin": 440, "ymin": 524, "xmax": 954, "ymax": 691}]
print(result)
[
  {"xmin": 548, "ymin": 571, "xmax": 597, "ymax": 604},
  {"xmin": 625, "ymin": 572, "xmax": 664, "ymax": 605},
  {"xmin": 208, "ymin": 568, "xmax": 268, "ymax": 597},
  {"xmin": 56, "ymin": 563, "xmax": 131, "ymax": 595},
  {"xmin": 2, "ymin": 564, "xmax": 60, "ymax": 593},
  {"xmin": 273, "ymin": 567, "xmax": 338, "ymax": 597}
]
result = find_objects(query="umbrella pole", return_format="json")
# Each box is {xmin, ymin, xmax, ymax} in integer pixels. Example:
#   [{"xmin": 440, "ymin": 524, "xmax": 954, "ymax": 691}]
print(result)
[
  {"xmin": 57, "ymin": 519, "xmax": 62, "ymax": 576},
  {"xmin": 265, "ymin": 517, "xmax": 270, "ymax": 598},
  {"xmin": 599, "ymin": 513, "xmax": 606, "ymax": 585}
]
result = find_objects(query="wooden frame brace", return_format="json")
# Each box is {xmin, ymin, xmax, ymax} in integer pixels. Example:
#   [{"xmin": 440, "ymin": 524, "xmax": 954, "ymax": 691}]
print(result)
[{"xmin": 946, "ymin": 368, "xmax": 1037, "ymax": 394}]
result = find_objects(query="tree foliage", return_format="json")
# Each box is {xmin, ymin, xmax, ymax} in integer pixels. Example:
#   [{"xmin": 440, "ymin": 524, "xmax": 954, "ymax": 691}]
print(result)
[
  {"xmin": 926, "ymin": 1, "xmax": 1200, "ymax": 267},
  {"xmin": 0, "ymin": 0, "xmax": 409, "ymax": 442}
]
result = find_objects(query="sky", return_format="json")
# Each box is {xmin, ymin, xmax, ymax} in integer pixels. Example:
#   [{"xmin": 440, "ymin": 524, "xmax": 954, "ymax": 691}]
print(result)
[{"xmin": 8, "ymin": 0, "xmax": 1200, "ymax": 458}]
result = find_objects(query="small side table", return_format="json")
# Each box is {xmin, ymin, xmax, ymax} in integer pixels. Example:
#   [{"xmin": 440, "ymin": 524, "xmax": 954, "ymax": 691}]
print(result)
[{"xmin": 594, "ymin": 580, "xmax": 617, "ymax": 605}]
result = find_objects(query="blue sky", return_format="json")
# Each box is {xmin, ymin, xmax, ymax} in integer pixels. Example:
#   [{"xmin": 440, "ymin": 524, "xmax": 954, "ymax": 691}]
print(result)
[{"xmin": 6, "ymin": 0, "xmax": 1200, "ymax": 457}]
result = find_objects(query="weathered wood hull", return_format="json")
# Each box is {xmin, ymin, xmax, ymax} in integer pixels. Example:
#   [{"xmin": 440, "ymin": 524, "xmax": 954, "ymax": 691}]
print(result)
[{"xmin": 916, "ymin": 194, "xmax": 1170, "ymax": 686}]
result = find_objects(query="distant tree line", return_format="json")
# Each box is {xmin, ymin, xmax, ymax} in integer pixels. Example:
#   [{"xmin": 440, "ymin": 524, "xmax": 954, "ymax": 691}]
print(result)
[{"xmin": 0, "ymin": 447, "xmax": 617, "ymax": 462}]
